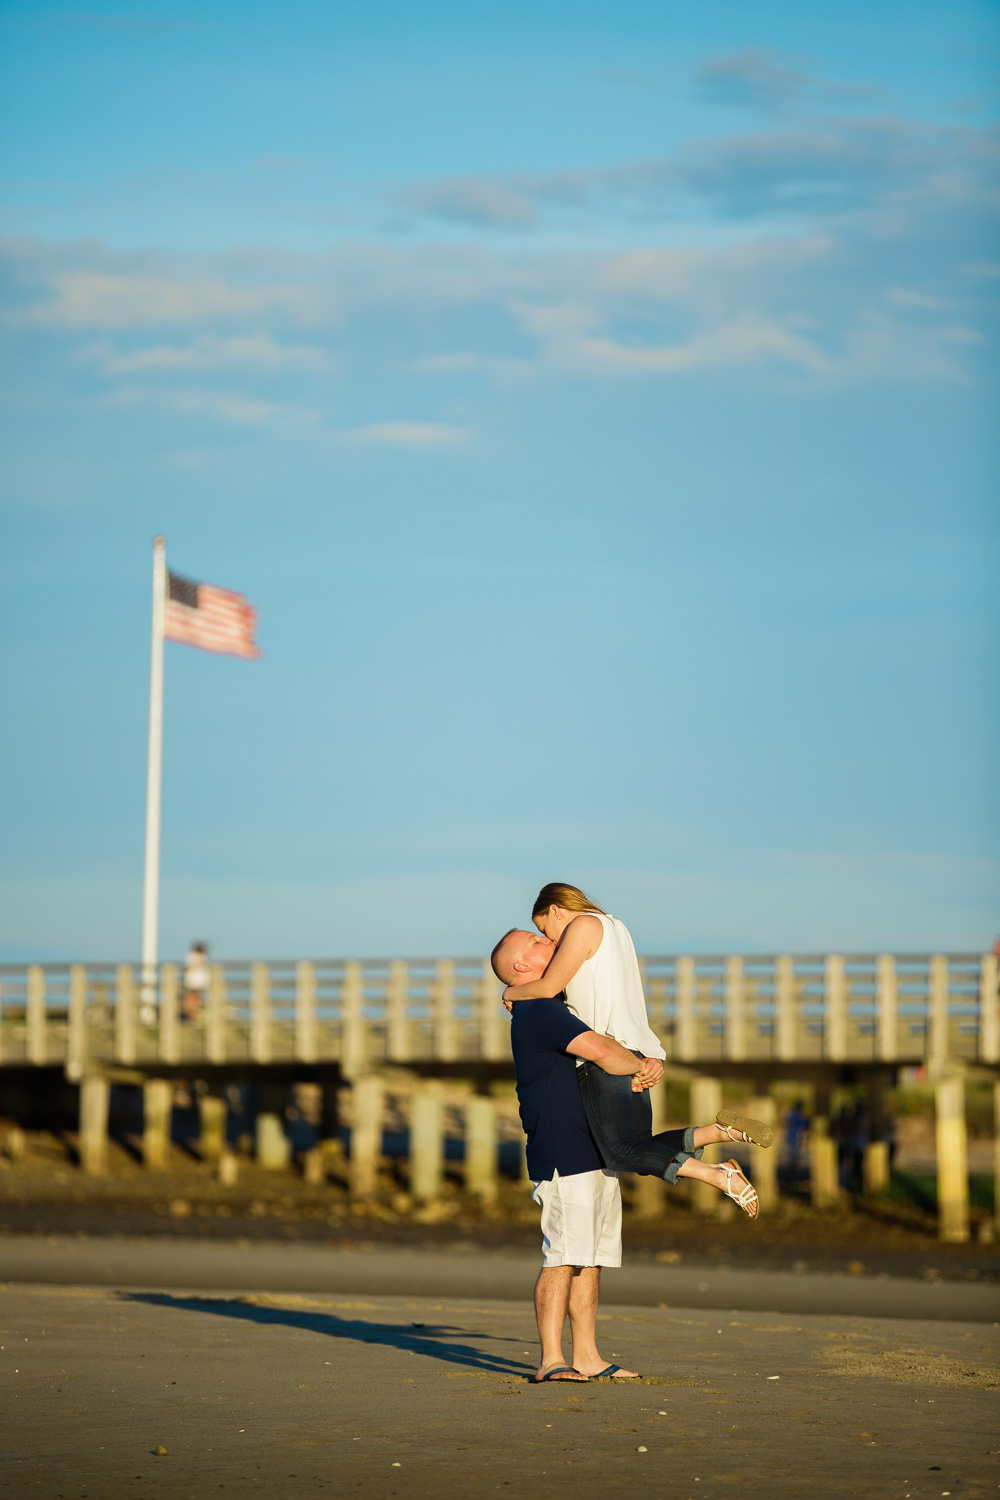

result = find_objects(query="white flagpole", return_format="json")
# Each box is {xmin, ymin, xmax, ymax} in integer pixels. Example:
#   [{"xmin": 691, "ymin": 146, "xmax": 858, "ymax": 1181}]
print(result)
[{"xmin": 140, "ymin": 535, "xmax": 166, "ymax": 1016}]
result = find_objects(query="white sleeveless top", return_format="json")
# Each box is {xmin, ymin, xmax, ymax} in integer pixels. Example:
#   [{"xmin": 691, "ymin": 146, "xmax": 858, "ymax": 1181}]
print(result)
[{"xmin": 564, "ymin": 913, "xmax": 665, "ymax": 1061}]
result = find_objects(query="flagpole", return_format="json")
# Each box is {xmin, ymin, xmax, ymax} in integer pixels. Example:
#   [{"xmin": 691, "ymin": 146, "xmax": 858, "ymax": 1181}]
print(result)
[{"xmin": 140, "ymin": 535, "xmax": 166, "ymax": 1016}]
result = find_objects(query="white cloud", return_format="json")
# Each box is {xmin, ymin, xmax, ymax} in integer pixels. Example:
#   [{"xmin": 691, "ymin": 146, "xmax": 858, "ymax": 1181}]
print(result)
[
  {"xmin": 27, "ymin": 269, "xmax": 311, "ymax": 329},
  {"xmin": 88, "ymin": 333, "xmax": 331, "ymax": 375},
  {"xmin": 341, "ymin": 420, "xmax": 471, "ymax": 448},
  {"xmin": 105, "ymin": 383, "xmax": 319, "ymax": 428}
]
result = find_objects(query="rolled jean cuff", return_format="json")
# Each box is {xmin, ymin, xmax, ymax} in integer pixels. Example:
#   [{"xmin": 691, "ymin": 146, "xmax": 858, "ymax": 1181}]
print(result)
[{"xmin": 663, "ymin": 1127, "xmax": 704, "ymax": 1187}]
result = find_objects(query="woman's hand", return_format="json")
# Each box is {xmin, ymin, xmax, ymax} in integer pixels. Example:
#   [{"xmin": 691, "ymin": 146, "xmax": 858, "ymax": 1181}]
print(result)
[{"xmin": 635, "ymin": 1056, "xmax": 664, "ymax": 1088}]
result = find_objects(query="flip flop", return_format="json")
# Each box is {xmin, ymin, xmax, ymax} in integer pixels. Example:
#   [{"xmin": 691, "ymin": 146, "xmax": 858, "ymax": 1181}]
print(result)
[
  {"xmin": 589, "ymin": 1364, "xmax": 639, "ymax": 1379},
  {"xmin": 531, "ymin": 1366, "xmax": 588, "ymax": 1383}
]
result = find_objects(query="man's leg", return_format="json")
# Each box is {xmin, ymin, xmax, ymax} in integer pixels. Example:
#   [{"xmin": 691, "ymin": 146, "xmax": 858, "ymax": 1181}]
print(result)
[
  {"xmin": 533, "ymin": 1266, "xmax": 587, "ymax": 1382},
  {"xmin": 563, "ymin": 1267, "xmax": 638, "ymax": 1378}
]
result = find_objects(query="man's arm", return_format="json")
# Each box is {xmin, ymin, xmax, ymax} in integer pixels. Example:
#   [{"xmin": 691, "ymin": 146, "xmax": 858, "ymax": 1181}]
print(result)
[
  {"xmin": 565, "ymin": 1030, "xmax": 643, "ymax": 1076},
  {"xmin": 501, "ymin": 915, "xmax": 602, "ymax": 1002}
]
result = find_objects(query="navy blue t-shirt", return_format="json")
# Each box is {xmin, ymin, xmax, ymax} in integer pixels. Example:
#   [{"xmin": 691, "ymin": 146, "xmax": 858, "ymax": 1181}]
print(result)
[{"xmin": 510, "ymin": 998, "xmax": 602, "ymax": 1181}]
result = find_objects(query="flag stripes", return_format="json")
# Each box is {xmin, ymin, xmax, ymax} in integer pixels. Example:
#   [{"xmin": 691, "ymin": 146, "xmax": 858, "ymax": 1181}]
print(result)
[{"xmin": 164, "ymin": 570, "xmax": 261, "ymax": 659}]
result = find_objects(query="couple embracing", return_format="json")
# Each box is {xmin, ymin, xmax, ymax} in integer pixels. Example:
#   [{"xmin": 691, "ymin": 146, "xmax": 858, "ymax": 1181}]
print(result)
[{"xmin": 491, "ymin": 882, "xmax": 772, "ymax": 1385}]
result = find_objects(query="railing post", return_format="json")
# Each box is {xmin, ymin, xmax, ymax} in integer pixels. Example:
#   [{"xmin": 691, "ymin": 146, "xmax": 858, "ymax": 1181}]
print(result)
[
  {"xmin": 980, "ymin": 953, "xmax": 999, "ymax": 1064},
  {"xmin": 774, "ymin": 955, "xmax": 795, "ymax": 1061},
  {"xmin": 67, "ymin": 964, "xmax": 88, "ymax": 1080},
  {"xmin": 876, "ymin": 954, "xmax": 898, "ymax": 1062},
  {"xmin": 78, "ymin": 1073, "xmax": 109, "ymax": 1175},
  {"xmin": 675, "ymin": 957, "xmax": 696, "ymax": 1062},
  {"xmin": 250, "ymin": 962, "xmax": 272, "ymax": 1064},
  {"xmin": 114, "ymin": 964, "xmax": 136, "ymax": 1065},
  {"xmin": 935, "ymin": 1072, "xmax": 968, "ymax": 1243},
  {"xmin": 410, "ymin": 1080, "xmax": 444, "ymax": 1202},
  {"xmin": 158, "ymin": 963, "xmax": 180, "ymax": 1065},
  {"xmin": 433, "ymin": 960, "xmax": 457, "ymax": 1062},
  {"xmin": 386, "ymin": 960, "xmax": 410, "ymax": 1062},
  {"xmin": 142, "ymin": 1079, "xmax": 173, "ymax": 1169},
  {"xmin": 350, "ymin": 1074, "xmax": 384, "ymax": 1199},
  {"xmin": 295, "ymin": 960, "xmax": 317, "ymax": 1063},
  {"xmin": 928, "ymin": 954, "xmax": 950, "ymax": 1066},
  {"xmin": 465, "ymin": 1095, "xmax": 497, "ymax": 1201},
  {"xmin": 479, "ymin": 961, "xmax": 507, "ymax": 1062},
  {"xmin": 725, "ymin": 956, "xmax": 746, "ymax": 1062},
  {"xmin": 823, "ymin": 955, "xmax": 847, "ymax": 1062},
  {"xmin": 340, "ymin": 961, "xmax": 366, "ymax": 1079},
  {"xmin": 26, "ymin": 965, "xmax": 46, "ymax": 1065},
  {"xmin": 206, "ymin": 963, "xmax": 227, "ymax": 1064},
  {"xmin": 690, "ymin": 1076, "xmax": 722, "ymax": 1215}
]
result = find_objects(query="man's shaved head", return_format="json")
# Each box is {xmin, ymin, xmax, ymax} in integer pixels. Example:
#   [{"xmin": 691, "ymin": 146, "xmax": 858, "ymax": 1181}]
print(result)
[
  {"xmin": 490, "ymin": 929, "xmax": 522, "ymax": 984},
  {"xmin": 490, "ymin": 927, "xmax": 554, "ymax": 985}
]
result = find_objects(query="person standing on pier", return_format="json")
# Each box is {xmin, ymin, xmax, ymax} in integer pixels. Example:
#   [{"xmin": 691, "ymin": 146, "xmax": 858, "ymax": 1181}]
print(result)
[{"xmin": 497, "ymin": 882, "xmax": 769, "ymax": 1215}]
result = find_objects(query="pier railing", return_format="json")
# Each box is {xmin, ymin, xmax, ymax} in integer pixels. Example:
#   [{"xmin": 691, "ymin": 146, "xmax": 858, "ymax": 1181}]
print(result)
[{"xmin": 0, "ymin": 952, "xmax": 996, "ymax": 1074}]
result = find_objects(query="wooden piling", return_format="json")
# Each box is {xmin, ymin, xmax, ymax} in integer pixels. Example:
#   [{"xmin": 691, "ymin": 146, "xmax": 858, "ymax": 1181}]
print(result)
[
  {"xmin": 690, "ymin": 1076, "xmax": 722, "ymax": 1215},
  {"xmin": 255, "ymin": 1084, "xmax": 290, "ymax": 1171},
  {"xmin": 747, "ymin": 1095, "xmax": 778, "ymax": 1210},
  {"xmin": 863, "ymin": 1140, "xmax": 889, "ymax": 1196},
  {"xmin": 199, "ymin": 1094, "xmax": 227, "ymax": 1163},
  {"xmin": 79, "ymin": 1073, "xmax": 109, "ymax": 1175},
  {"xmin": 142, "ymin": 1078, "xmax": 173, "ymax": 1169},
  {"xmin": 349, "ymin": 1074, "xmax": 384, "ymax": 1199},
  {"xmin": 935, "ymin": 1072, "xmax": 968, "ymax": 1243},
  {"xmin": 465, "ymin": 1095, "xmax": 497, "ymax": 1201},
  {"xmin": 809, "ymin": 1116, "xmax": 838, "ymax": 1208},
  {"xmin": 635, "ymin": 1079, "xmax": 668, "ymax": 1218},
  {"xmin": 410, "ymin": 1081, "xmax": 444, "ymax": 1202}
]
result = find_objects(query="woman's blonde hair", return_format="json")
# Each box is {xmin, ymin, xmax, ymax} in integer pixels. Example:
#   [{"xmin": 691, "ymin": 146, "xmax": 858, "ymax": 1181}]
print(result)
[{"xmin": 531, "ymin": 882, "xmax": 606, "ymax": 920}]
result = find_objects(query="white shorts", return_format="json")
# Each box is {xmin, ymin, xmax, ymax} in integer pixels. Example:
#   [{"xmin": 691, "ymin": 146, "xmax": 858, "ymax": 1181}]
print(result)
[{"xmin": 531, "ymin": 1168, "xmax": 622, "ymax": 1268}]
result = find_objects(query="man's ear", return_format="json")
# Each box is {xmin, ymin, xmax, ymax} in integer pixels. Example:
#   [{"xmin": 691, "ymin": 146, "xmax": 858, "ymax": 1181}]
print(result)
[{"xmin": 511, "ymin": 958, "xmax": 530, "ymax": 973}]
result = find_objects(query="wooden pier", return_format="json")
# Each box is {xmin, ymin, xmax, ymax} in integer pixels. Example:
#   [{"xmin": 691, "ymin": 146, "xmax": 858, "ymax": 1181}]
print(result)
[{"xmin": 0, "ymin": 951, "xmax": 997, "ymax": 1243}]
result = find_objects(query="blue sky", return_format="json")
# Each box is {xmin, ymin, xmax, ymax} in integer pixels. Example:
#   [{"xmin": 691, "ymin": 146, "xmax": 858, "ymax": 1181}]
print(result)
[{"xmin": 1, "ymin": 0, "xmax": 997, "ymax": 960}]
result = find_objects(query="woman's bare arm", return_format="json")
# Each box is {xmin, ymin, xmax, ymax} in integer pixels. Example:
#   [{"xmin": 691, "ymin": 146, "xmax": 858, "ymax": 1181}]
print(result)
[{"xmin": 501, "ymin": 914, "xmax": 603, "ymax": 1002}]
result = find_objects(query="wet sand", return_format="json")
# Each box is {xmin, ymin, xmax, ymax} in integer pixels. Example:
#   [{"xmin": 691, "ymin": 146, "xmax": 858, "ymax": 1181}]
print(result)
[
  {"xmin": 0, "ymin": 1235, "xmax": 997, "ymax": 1322},
  {"xmin": 2, "ymin": 1274, "xmax": 997, "ymax": 1499}
]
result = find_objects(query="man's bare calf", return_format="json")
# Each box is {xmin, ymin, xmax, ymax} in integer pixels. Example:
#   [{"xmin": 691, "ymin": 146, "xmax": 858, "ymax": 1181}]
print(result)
[{"xmin": 533, "ymin": 1266, "xmax": 638, "ymax": 1382}]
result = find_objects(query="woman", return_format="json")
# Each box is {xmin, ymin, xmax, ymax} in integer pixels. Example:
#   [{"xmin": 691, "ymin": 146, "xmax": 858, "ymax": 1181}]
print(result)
[{"xmin": 503, "ymin": 882, "xmax": 769, "ymax": 1217}]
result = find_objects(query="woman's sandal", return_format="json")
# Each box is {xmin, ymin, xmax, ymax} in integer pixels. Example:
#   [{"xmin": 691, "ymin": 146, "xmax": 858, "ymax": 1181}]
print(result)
[
  {"xmin": 718, "ymin": 1158, "xmax": 759, "ymax": 1218},
  {"xmin": 717, "ymin": 1108, "xmax": 774, "ymax": 1149}
]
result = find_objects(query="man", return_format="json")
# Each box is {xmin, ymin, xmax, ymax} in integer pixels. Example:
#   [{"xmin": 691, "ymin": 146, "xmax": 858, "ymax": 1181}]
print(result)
[{"xmin": 491, "ymin": 927, "xmax": 658, "ymax": 1383}]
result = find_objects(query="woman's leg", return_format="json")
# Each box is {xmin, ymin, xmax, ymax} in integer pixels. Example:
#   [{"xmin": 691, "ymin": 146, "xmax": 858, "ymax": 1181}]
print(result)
[
  {"xmin": 578, "ymin": 1066, "xmax": 769, "ymax": 1185},
  {"xmin": 577, "ymin": 1065, "xmax": 698, "ymax": 1181}
]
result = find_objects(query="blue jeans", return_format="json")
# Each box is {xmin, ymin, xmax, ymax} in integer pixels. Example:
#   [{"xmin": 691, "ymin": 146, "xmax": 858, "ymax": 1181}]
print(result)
[{"xmin": 577, "ymin": 1060, "xmax": 702, "ymax": 1185}]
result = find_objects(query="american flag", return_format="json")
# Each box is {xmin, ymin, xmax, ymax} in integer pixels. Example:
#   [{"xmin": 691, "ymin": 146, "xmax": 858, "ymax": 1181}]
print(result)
[{"xmin": 164, "ymin": 571, "xmax": 261, "ymax": 659}]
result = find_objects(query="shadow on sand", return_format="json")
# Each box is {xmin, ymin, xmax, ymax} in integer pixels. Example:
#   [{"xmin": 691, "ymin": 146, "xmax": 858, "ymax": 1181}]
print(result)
[{"xmin": 122, "ymin": 1292, "xmax": 532, "ymax": 1376}]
